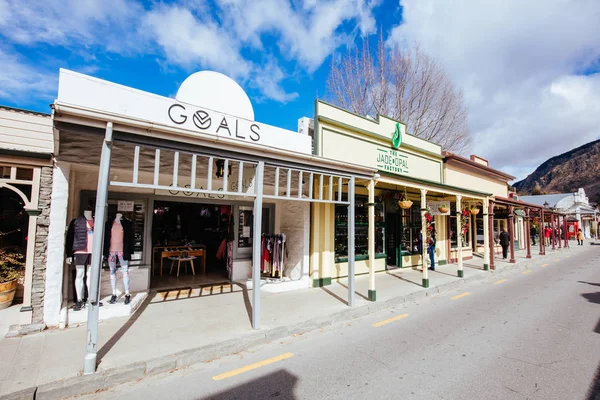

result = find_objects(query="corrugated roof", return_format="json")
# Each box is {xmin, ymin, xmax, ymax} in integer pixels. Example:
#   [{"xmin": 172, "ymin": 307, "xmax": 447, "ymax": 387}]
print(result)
[{"xmin": 519, "ymin": 194, "xmax": 571, "ymax": 207}]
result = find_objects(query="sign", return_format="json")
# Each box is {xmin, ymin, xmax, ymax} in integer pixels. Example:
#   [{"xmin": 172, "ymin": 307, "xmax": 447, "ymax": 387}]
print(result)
[
  {"xmin": 392, "ymin": 123, "xmax": 402, "ymax": 149},
  {"xmin": 56, "ymin": 69, "xmax": 312, "ymax": 154},
  {"xmin": 376, "ymin": 148, "xmax": 409, "ymax": 175},
  {"xmin": 117, "ymin": 200, "xmax": 134, "ymax": 212},
  {"xmin": 428, "ymin": 201, "xmax": 451, "ymax": 216}
]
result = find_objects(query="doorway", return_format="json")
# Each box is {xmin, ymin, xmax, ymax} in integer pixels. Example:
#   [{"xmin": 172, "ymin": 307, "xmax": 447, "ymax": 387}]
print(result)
[{"xmin": 151, "ymin": 201, "xmax": 233, "ymax": 290}]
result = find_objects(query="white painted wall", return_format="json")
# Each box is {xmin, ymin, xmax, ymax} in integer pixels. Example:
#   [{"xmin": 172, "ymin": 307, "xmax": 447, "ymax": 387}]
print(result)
[{"xmin": 43, "ymin": 163, "xmax": 70, "ymax": 326}]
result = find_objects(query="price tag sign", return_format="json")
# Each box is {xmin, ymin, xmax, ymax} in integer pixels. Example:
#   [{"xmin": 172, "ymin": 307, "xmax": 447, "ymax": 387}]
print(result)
[{"xmin": 117, "ymin": 200, "xmax": 134, "ymax": 212}]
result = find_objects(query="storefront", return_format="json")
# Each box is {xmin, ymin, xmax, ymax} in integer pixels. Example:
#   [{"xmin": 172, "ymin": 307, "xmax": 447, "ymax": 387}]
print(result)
[
  {"xmin": 0, "ymin": 106, "xmax": 53, "ymax": 328},
  {"xmin": 43, "ymin": 70, "xmax": 375, "ymax": 336},
  {"xmin": 311, "ymin": 101, "xmax": 492, "ymax": 297}
]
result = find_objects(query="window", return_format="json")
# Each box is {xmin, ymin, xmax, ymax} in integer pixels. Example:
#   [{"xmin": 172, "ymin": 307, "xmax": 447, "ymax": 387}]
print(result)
[{"xmin": 335, "ymin": 195, "xmax": 385, "ymax": 261}]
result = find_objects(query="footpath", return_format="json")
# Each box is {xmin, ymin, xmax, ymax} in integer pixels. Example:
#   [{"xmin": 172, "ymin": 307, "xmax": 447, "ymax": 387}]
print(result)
[{"xmin": 0, "ymin": 244, "xmax": 585, "ymax": 400}]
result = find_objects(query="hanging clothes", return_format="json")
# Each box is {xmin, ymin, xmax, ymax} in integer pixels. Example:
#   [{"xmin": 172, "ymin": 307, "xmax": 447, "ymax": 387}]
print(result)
[{"xmin": 260, "ymin": 234, "xmax": 287, "ymax": 278}]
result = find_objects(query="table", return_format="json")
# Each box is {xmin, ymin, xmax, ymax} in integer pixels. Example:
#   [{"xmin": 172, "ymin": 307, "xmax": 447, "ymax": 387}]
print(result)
[{"xmin": 152, "ymin": 246, "xmax": 206, "ymax": 276}]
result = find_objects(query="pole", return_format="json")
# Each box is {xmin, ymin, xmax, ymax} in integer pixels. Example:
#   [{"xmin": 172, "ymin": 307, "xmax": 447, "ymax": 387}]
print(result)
[
  {"xmin": 525, "ymin": 208, "xmax": 532, "ymax": 258},
  {"xmin": 558, "ymin": 215, "xmax": 562, "ymax": 249},
  {"xmin": 83, "ymin": 122, "xmax": 113, "ymax": 375},
  {"xmin": 551, "ymin": 213, "xmax": 556, "ymax": 250},
  {"xmin": 367, "ymin": 179, "xmax": 376, "ymax": 301},
  {"xmin": 456, "ymin": 196, "xmax": 463, "ymax": 277},
  {"xmin": 251, "ymin": 161, "xmax": 264, "ymax": 329},
  {"xmin": 564, "ymin": 216, "xmax": 569, "ymax": 247},
  {"xmin": 421, "ymin": 189, "xmax": 428, "ymax": 287},
  {"xmin": 539, "ymin": 209, "xmax": 545, "ymax": 255},
  {"xmin": 347, "ymin": 176, "xmax": 356, "ymax": 307},
  {"xmin": 483, "ymin": 198, "xmax": 490, "ymax": 270},
  {"xmin": 508, "ymin": 206, "xmax": 515, "ymax": 263},
  {"xmin": 489, "ymin": 200, "xmax": 495, "ymax": 270}
]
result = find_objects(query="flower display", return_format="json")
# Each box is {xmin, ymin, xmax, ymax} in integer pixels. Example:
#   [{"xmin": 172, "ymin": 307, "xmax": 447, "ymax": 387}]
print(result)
[{"xmin": 460, "ymin": 209, "xmax": 469, "ymax": 242}]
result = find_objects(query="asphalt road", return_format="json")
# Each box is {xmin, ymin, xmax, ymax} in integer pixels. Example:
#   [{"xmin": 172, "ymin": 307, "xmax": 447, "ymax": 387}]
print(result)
[{"xmin": 82, "ymin": 246, "xmax": 600, "ymax": 400}]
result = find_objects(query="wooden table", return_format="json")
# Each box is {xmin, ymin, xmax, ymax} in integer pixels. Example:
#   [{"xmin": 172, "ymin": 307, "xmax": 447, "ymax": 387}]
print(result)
[{"xmin": 152, "ymin": 246, "xmax": 206, "ymax": 276}]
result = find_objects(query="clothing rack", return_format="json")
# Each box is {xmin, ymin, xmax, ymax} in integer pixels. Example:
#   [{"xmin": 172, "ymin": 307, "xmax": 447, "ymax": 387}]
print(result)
[{"xmin": 261, "ymin": 233, "xmax": 287, "ymax": 278}]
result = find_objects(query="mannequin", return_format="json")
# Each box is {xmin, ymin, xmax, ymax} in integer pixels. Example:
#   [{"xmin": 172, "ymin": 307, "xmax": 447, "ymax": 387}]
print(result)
[
  {"xmin": 66, "ymin": 209, "xmax": 95, "ymax": 311},
  {"xmin": 104, "ymin": 213, "xmax": 134, "ymax": 305}
]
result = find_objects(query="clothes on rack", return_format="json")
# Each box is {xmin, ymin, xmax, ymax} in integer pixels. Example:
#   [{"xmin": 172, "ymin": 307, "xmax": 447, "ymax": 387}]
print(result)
[{"xmin": 261, "ymin": 234, "xmax": 287, "ymax": 278}]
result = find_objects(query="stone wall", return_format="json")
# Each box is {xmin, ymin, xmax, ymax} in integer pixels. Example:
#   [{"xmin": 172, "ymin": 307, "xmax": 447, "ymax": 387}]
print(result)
[{"xmin": 31, "ymin": 166, "xmax": 53, "ymax": 324}]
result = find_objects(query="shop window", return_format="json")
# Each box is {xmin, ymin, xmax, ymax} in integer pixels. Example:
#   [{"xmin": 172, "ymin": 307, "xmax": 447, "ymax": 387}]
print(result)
[
  {"xmin": 108, "ymin": 200, "xmax": 146, "ymax": 262},
  {"xmin": 475, "ymin": 215, "xmax": 485, "ymax": 245},
  {"xmin": 237, "ymin": 206, "xmax": 271, "ymax": 249},
  {"xmin": 16, "ymin": 168, "xmax": 33, "ymax": 181},
  {"xmin": 399, "ymin": 204, "xmax": 422, "ymax": 254},
  {"xmin": 334, "ymin": 195, "xmax": 385, "ymax": 262}
]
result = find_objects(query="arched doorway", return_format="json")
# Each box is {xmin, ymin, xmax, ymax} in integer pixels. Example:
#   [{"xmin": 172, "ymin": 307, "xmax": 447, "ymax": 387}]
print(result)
[{"xmin": 0, "ymin": 187, "xmax": 28, "ymax": 302}]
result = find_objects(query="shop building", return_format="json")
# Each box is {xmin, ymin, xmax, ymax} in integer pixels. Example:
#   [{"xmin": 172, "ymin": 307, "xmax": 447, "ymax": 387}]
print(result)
[
  {"xmin": 0, "ymin": 106, "xmax": 54, "ymax": 327},
  {"xmin": 43, "ymin": 70, "xmax": 374, "ymax": 331},
  {"xmin": 521, "ymin": 188, "xmax": 598, "ymax": 240},
  {"xmin": 311, "ymin": 101, "xmax": 495, "ymax": 298}
]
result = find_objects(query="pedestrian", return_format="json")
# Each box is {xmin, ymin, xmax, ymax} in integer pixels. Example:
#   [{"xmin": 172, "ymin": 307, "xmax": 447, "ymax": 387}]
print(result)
[
  {"xmin": 544, "ymin": 226, "xmax": 551, "ymax": 246},
  {"xmin": 499, "ymin": 228, "xmax": 510, "ymax": 259},
  {"xmin": 577, "ymin": 229, "xmax": 584, "ymax": 246},
  {"xmin": 530, "ymin": 225, "xmax": 537, "ymax": 246},
  {"xmin": 428, "ymin": 229, "xmax": 436, "ymax": 271}
]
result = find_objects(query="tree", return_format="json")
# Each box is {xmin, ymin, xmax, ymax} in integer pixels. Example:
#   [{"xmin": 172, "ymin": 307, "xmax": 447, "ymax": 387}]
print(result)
[{"xmin": 326, "ymin": 35, "xmax": 471, "ymax": 153}]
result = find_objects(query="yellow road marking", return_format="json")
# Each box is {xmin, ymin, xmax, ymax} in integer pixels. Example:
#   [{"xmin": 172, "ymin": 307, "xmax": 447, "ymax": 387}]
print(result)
[
  {"xmin": 372, "ymin": 313, "xmax": 409, "ymax": 327},
  {"xmin": 541, "ymin": 264, "xmax": 549, "ymax": 267},
  {"xmin": 451, "ymin": 292, "xmax": 471, "ymax": 300},
  {"xmin": 522, "ymin": 270, "xmax": 532, "ymax": 274},
  {"xmin": 494, "ymin": 279, "xmax": 507, "ymax": 285},
  {"xmin": 212, "ymin": 353, "xmax": 294, "ymax": 381},
  {"xmin": 555, "ymin": 258, "xmax": 561, "ymax": 261}
]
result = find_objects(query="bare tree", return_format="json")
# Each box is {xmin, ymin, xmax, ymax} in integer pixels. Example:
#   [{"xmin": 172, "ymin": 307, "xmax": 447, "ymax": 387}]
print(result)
[{"xmin": 327, "ymin": 35, "xmax": 471, "ymax": 153}]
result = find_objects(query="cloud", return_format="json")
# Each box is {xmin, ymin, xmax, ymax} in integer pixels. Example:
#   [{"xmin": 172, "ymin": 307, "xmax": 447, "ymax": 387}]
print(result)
[
  {"xmin": 0, "ymin": 0, "xmax": 144, "ymax": 53},
  {"xmin": 0, "ymin": 0, "xmax": 380, "ymax": 104},
  {"xmin": 0, "ymin": 47, "xmax": 57, "ymax": 101},
  {"xmin": 389, "ymin": 0, "xmax": 600, "ymax": 180}
]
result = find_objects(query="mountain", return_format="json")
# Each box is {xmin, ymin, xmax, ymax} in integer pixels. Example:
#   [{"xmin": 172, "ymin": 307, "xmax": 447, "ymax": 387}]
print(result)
[{"xmin": 513, "ymin": 139, "xmax": 600, "ymax": 204}]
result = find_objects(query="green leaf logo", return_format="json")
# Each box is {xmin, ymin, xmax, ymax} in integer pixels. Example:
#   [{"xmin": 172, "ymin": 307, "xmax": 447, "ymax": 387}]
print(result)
[{"xmin": 392, "ymin": 123, "xmax": 402, "ymax": 149}]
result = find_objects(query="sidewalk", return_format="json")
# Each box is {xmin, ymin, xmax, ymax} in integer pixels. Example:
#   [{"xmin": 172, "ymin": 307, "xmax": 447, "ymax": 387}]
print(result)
[{"xmin": 0, "ymin": 244, "xmax": 582, "ymax": 400}]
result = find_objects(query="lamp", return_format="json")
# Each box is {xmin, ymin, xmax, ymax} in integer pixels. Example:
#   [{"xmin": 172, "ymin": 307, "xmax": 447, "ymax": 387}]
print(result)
[
  {"xmin": 543, "ymin": 201, "xmax": 549, "ymax": 209},
  {"xmin": 215, "ymin": 159, "xmax": 231, "ymax": 178}
]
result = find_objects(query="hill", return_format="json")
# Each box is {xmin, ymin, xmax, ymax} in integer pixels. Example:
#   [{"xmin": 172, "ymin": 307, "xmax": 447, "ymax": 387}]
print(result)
[{"xmin": 513, "ymin": 139, "xmax": 600, "ymax": 204}]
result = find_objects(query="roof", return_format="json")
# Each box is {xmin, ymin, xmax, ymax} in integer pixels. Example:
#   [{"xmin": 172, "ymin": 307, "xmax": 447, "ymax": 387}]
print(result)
[
  {"xmin": 520, "ymin": 194, "xmax": 572, "ymax": 208},
  {"xmin": 443, "ymin": 152, "xmax": 515, "ymax": 181},
  {"xmin": 0, "ymin": 105, "xmax": 51, "ymax": 118}
]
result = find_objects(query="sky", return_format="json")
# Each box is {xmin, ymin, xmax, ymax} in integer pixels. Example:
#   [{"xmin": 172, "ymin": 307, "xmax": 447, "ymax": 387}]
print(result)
[{"xmin": 1, "ymin": 0, "xmax": 599, "ymax": 182}]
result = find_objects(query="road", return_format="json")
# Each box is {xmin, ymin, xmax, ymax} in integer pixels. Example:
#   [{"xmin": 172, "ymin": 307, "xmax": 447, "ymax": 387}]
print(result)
[{"xmin": 83, "ymin": 247, "xmax": 600, "ymax": 400}]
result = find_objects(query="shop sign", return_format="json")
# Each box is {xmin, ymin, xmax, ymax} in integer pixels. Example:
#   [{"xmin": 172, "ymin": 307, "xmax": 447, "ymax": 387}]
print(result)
[
  {"xmin": 56, "ymin": 69, "xmax": 312, "ymax": 154},
  {"xmin": 428, "ymin": 201, "xmax": 451, "ymax": 216},
  {"xmin": 376, "ymin": 148, "xmax": 409, "ymax": 174},
  {"xmin": 168, "ymin": 104, "xmax": 261, "ymax": 143},
  {"xmin": 154, "ymin": 176, "xmax": 256, "ymax": 199},
  {"xmin": 392, "ymin": 123, "xmax": 402, "ymax": 149}
]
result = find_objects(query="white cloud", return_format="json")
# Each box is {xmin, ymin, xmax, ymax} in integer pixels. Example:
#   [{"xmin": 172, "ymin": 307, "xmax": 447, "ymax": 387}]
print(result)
[
  {"xmin": 0, "ymin": 0, "xmax": 380, "ymax": 103},
  {"xmin": 389, "ymin": 0, "xmax": 600, "ymax": 180},
  {"xmin": 0, "ymin": 47, "xmax": 57, "ymax": 101}
]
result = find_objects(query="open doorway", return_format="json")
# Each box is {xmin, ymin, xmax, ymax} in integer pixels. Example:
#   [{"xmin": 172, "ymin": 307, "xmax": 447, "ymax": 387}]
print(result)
[{"xmin": 151, "ymin": 201, "xmax": 233, "ymax": 290}]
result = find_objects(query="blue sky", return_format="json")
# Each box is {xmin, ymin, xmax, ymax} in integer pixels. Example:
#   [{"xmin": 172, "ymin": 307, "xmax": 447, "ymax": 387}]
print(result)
[{"xmin": 1, "ymin": 0, "xmax": 599, "ymax": 181}]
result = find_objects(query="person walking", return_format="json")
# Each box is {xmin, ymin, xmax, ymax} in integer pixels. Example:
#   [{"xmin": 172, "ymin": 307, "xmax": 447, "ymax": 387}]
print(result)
[
  {"xmin": 499, "ymin": 228, "xmax": 510, "ymax": 260},
  {"xmin": 577, "ymin": 229, "xmax": 584, "ymax": 245},
  {"xmin": 530, "ymin": 225, "xmax": 537, "ymax": 246},
  {"xmin": 427, "ymin": 229, "xmax": 436, "ymax": 271},
  {"xmin": 544, "ymin": 226, "xmax": 552, "ymax": 246}
]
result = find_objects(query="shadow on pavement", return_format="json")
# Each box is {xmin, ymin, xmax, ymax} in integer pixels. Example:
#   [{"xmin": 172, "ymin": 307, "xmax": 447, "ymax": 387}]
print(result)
[
  {"xmin": 385, "ymin": 271, "xmax": 422, "ymax": 287},
  {"xmin": 586, "ymin": 362, "xmax": 600, "ymax": 400},
  {"xmin": 97, "ymin": 294, "xmax": 153, "ymax": 363},
  {"xmin": 200, "ymin": 369, "xmax": 298, "ymax": 400},
  {"xmin": 320, "ymin": 287, "xmax": 348, "ymax": 306}
]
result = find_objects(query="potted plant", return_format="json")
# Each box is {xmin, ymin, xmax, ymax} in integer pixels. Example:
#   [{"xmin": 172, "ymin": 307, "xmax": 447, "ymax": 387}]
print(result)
[
  {"xmin": 0, "ymin": 247, "xmax": 25, "ymax": 310},
  {"xmin": 470, "ymin": 205, "xmax": 480, "ymax": 215},
  {"xmin": 438, "ymin": 203, "xmax": 450, "ymax": 213},
  {"xmin": 398, "ymin": 188, "xmax": 413, "ymax": 209}
]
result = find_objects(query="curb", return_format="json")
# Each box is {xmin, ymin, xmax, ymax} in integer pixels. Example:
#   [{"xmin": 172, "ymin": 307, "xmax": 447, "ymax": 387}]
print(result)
[{"xmin": 1, "ymin": 248, "xmax": 578, "ymax": 400}]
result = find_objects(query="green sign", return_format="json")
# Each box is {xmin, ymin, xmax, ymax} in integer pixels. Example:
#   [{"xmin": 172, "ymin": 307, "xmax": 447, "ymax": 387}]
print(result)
[
  {"xmin": 377, "ymin": 148, "xmax": 409, "ymax": 174},
  {"xmin": 392, "ymin": 123, "xmax": 402, "ymax": 149}
]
